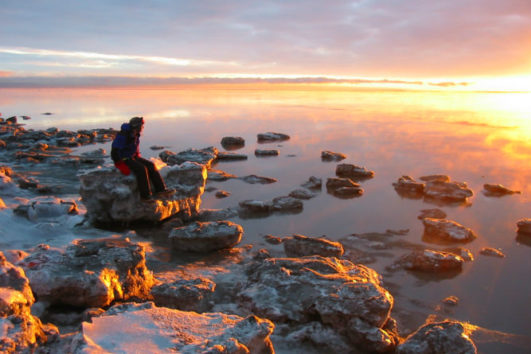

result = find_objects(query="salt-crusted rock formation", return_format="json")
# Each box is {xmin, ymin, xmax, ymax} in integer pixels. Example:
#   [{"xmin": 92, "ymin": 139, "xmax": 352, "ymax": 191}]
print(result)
[
  {"xmin": 301, "ymin": 176, "xmax": 322, "ymax": 190},
  {"xmin": 239, "ymin": 256, "xmax": 398, "ymax": 352},
  {"xmin": 255, "ymin": 149, "xmax": 279, "ymax": 157},
  {"xmin": 221, "ymin": 136, "xmax": 245, "ymax": 150},
  {"xmin": 392, "ymin": 249, "xmax": 464, "ymax": 272},
  {"xmin": 283, "ymin": 234, "xmax": 344, "ymax": 258},
  {"xmin": 418, "ymin": 208, "xmax": 447, "ymax": 220},
  {"xmin": 13, "ymin": 196, "xmax": 78, "ymax": 221},
  {"xmin": 516, "ymin": 218, "xmax": 531, "ymax": 234},
  {"xmin": 321, "ymin": 150, "xmax": 346, "ymax": 161},
  {"xmin": 422, "ymin": 218, "xmax": 477, "ymax": 243},
  {"xmin": 159, "ymin": 146, "xmax": 218, "ymax": 168},
  {"xmin": 257, "ymin": 132, "xmax": 290, "ymax": 142},
  {"xmin": 483, "ymin": 183, "xmax": 521, "ymax": 197},
  {"xmin": 393, "ymin": 176, "xmax": 425, "ymax": 198},
  {"xmin": 238, "ymin": 174, "xmax": 277, "ymax": 184},
  {"xmin": 326, "ymin": 177, "xmax": 364, "ymax": 197},
  {"xmin": 69, "ymin": 302, "xmax": 275, "ymax": 353},
  {"xmin": 18, "ymin": 238, "xmax": 154, "ymax": 308},
  {"xmin": 79, "ymin": 162, "xmax": 206, "ymax": 225},
  {"xmin": 336, "ymin": 163, "xmax": 375, "ymax": 180},
  {"xmin": 170, "ymin": 221, "xmax": 243, "ymax": 252},
  {"xmin": 397, "ymin": 320, "xmax": 477, "ymax": 354},
  {"xmin": 151, "ymin": 277, "xmax": 215, "ymax": 312},
  {"xmin": 0, "ymin": 252, "xmax": 49, "ymax": 352}
]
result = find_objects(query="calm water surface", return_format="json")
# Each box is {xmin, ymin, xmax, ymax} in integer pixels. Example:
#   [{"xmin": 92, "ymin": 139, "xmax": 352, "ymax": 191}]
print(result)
[{"xmin": 2, "ymin": 87, "xmax": 531, "ymax": 351}]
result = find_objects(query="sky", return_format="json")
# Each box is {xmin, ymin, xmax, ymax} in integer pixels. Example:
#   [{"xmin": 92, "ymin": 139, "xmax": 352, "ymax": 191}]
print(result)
[{"xmin": 0, "ymin": 0, "xmax": 530, "ymax": 90}]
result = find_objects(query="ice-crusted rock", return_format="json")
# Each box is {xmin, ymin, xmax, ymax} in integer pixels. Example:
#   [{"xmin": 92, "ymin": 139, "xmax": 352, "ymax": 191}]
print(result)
[
  {"xmin": 238, "ymin": 174, "xmax": 277, "ymax": 184},
  {"xmin": 0, "ymin": 167, "xmax": 19, "ymax": 196},
  {"xmin": 13, "ymin": 196, "xmax": 78, "ymax": 221},
  {"xmin": 239, "ymin": 200, "xmax": 271, "ymax": 214},
  {"xmin": 288, "ymin": 188, "xmax": 316, "ymax": 200},
  {"xmin": 479, "ymin": 247, "xmax": 505, "ymax": 258},
  {"xmin": 397, "ymin": 320, "xmax": 477, "ymax": 354},
  {"xmin": 221, "ymin": 136, "xmax": 245, "ymax": 150},
  {"xmin": 239, "ymin": 256, "xmax": 397, "ymax": 352},
  {"xmin": 283, "ymin": 234, "xmax": 344, "ymax": 258},
  {"xmin": 516, "ymin": 218, "xmax": 531, "ymax": 234},
  {"xmin": 238, "ymin": 196, "xmax": 303, "ymax": 216},
  {"xmin": 0, "ymin": 252, "xmax": 49, "ymax": 352},
  {"xmin": 255, "ymin": 149, "xmax": 279, "ymax": 157},
  {"xmin": 418, "ymin": 208, "xmax": 447, "ymax": 220},
  {"xmin": 393, "ymin": 176, "xmax": 425, "ymax": 198},
  {"xmin": 79, "ymin": 164, "xmax": 205, "ymax": 225},
  {"xmin": 271, "ymin": 196, "xmax": 303, "ymax": 212},
  {"xmin": 321, "ymin": 150, "xmax": 346, "ymax": 161},
  {"xmin": 159, "ymin": 146, "xmax": 218, "ymax": 168},
  {"xmin": 424, "ymin": 180, "xmax": 473, "ymax": 202},
  {"xmin": 197, "ymin": 208, "xmax": 239, "ymax": 222},
  {"xmin": 326, "ymin": 177, "xmax": 363, "ymax": 197},
  {"xmin": 301, "ymin": 176, "xmax": 322, "ymax": 190},
  {"xmin": 18, "ymin": 237, "xmax": 154, "ymax": 308},
  {"xmin": 422, "ymin": 218, "xmax": 477, "ymax": 243},
  {"xmin": 79, "ymin": 148, "xmax": 107, "ymax": 164},
  {"xmin": 336, "ymin": 163, "xmax": 375, "ymax": 180},
  {"xmin": 70, "ymin": 302, "xmax": 275, "ymax": 353},
  {"xmin": 170, "ymin": 221, "xmax": 243, "ymax": 252},
  {"xmin": 393, "ymin": 249, "xmax": 464, "ymax": 272},
  {"xmin": 444, "ymin": 247, "xmax": 474, "ymax": 262},
  {"xmin": 483, "ymin": 183, "xmax": 521, "ymax": 196},
  {"xmin": 208, "ymin": 169, "xmax": 237, "ymax": 181},
  {"xmin": 151, "ymin": 277, "xmax": 215, "ymax": 312},
  {"xmin": 257, "ymin": 132, "xmax": 290, "ymax": 142}
]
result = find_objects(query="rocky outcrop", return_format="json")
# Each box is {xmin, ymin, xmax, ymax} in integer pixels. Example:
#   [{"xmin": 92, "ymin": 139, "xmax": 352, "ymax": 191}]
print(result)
[
  {"xmin": 283, "ymin": 234, "xmax": 344, "ymax": 258},
  {"xmin": 239, "ymin": 256, "xmax": 397, "ymax": 352},
  {"xmin": 257, "ymin": 132, "xmax": 290, "ymax": 142},
  {"xmin": 422, "ymin": 218, "xmax": 477, "ymax": 244},
  {"xmin": 18, "ymin": 238, "xmax": 154, "ymax": 308},
  {"xmin": 159, "ymin": 146, "xmax": 218, "ymax": 168},
  {"xmin": 321, "ymin": 150, "xmax": 346, "ymax": 161},
  {"xmin": 483, "ymin": 183, "xmax": 520, "ymax": 196},
  {"xmin": 79, "ymin": 163, "xmax": 206, "ymax": 225},
  {"xmin": 392, "ymin": 249, "xmax": 464, "ymax": 272},
  {"xmin": 169, "ymin": 221, "xmax": 243, "ymax": 252},
  {"xmin": 397, "ymin": 320, "xmax": 477, "ymax": 354},
  {"xmin": 70, "ymin": 302, "xmax": 275, "ymax": 353},
  {"xmin": 221, "ymin": 136, "xmax": 245, "ymax": 150},
  {"xmin": 151, "ymin": 277, "xmax": 215, "ymax": 312},
  {"xmin": 336, "ymin": 163, "xmax": 375, "ymax": 180}
]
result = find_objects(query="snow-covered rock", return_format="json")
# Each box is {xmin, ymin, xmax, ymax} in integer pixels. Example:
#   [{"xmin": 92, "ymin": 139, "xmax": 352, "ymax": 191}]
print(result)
[
  {"xmin": 151, "ymin": 277, "xmax": 215, "ymax": 312},
  {"xmin": 169, "ymin": 221, "xmax": 243, "ymax": 252},
  {"xmin": 239, "ymin": 256, "xmax": 397, "ymax": 352},
  {"xmin": 257, "ymin": 132, "xmax": 290, "ymax": 142},
  {"xmin": 13, "ymin": 196, "xmax": 78, "ymax": 221},
  {"xmin": 321, "ymin": 150, "xmax": 346, "ymax": 161},
  {"xmin": 70, "ymin": 302, "xmax": 275, "ymax": 353},
  {"xmin": 483, "ymin": 183, "xmax": 520, "ymax": 196},
  {"xmin": 336, "ymin": 163, "xmax": 375, "ymax": 180},
  {"xmin": 393, "ymin": 249, "xmax": 464, "ymax": 272},
  {"xmin": 397, "ymin": 320, "xmax": 477, "ymax": 354},
  {"xmin": 19, "ymin": 237, "xmax": 154, "ymax": 308},
  {"xmin": 79, "ymin": 165, "xmax": 205, "ymax": 225},
  {"xmin": 159, "ymin": 146, "xmax": 218, "ymax": 168},
  {"xmin": 422, "ymin": 218, "xmax": 477, "ymax": 243},
  {"xmin": 283, "ymin": 234, "xmax": 344, "ymax": 258}
]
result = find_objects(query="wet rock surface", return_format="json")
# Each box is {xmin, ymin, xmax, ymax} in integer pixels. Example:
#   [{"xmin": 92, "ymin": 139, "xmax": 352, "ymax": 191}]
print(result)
[
  {"xmin": 418, "ymin": 208, "xmax": 447, "ymax": 220},
  {"xmin": 301, "ymin": 176, "xmax": 322, "ymax": 190},
  {"xmin": 170, "ymin": 221, "xmax": 243, "ymax": 252},
  {"xmin": 392, "ymin": 249, "xmax": 464, "ymax": 272},
  {"xmin": 151, "ymin": 276, "xmax": 216, "ymax": 312},
  {"xmin": 255, "ymin": 149, "xmax": 279, "ymax": 157},
  {"xmin": 393, "ymin": 175, "xmax": 473, "ymax": 204},
  {"xmin": 516, "ymin": 218, "xmax": 531, "ymax": 234},
  {"xmin": 216, "ymin": 151, "xmax": 248, "ymax": 161},
  {"xmin": 238, "ymin": 196, "xmax": 303, "ymax": 217},
  {"xmin": 18, "ymin": 237, "xmax": 154, "ymax": 308},
  {"xmin": 283, "ymin": 234, "xmax": 344, "ymax": 258},
  {"xmin": 336, "ymin": 163, "xmax": 375, "ymax": 180},
  {"xmin": 422, "ymin": 218, "xmax": 477, "ymax": 244},
  {"xmin": 483, "ymin": 183, "xmax": 520, "ymax": 197},
  {"xmin": 221, "ymin": 136, "xmax": 245, "ymax": 150},
  {"xmin": 238, "ymin": 174, "xmax": 277, "ymax": 184},
  {"xmin": 479, "ymin": 247, "xmax": 505, "ymax": 258},
  {"xmin": 326, "ymin": 177, "xmax": 364, "ymax": 198},
  {"xmin": 159, "ymin": 146, "xmax": 218, "ymax": 167},
  {"xmin": 70, "ymin": 302, "xmax": 275, "ymax": 354},
  {"xmin": 321, "ymin": 150, "xmax": 346, "ymax": 161},
  {"xmin": 257, "ymin": 132, "xmax": 290, "ymax": 143}
]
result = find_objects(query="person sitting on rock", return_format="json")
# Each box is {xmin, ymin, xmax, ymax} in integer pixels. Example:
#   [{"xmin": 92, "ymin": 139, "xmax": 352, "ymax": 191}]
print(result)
[{"xmin": 111, "ymin": 117, "xmax": 174, "ymax": 200}]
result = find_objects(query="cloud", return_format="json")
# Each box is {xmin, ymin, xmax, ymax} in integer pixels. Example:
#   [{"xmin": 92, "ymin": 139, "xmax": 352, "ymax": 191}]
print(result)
[{"xmin": 0, "ymin": 71, "xmax": 12, "ymax": 77}]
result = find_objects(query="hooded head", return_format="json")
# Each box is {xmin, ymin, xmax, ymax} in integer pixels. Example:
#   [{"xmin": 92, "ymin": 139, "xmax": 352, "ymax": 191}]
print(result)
[{"xmin": 129, "ymin": 116, "xmax": 144, "ymax": 129}]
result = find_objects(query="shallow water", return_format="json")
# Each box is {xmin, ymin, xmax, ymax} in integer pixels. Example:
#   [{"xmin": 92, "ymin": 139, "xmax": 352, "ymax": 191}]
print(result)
[{"xmin": 2, "ymin": 87, "xmax": 531, "ymax": 351}]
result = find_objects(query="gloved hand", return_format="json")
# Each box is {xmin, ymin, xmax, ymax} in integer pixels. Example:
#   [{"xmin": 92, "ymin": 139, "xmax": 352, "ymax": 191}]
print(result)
[{"xmin": 114, "ymin": 161, "xmax": 131, "ymax": 175}]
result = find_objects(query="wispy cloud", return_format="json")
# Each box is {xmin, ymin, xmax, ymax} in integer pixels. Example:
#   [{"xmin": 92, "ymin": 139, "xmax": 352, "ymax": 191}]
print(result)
[{"xmin": 0, "ymin": 71, "xmax": 12, "ymax": 77}]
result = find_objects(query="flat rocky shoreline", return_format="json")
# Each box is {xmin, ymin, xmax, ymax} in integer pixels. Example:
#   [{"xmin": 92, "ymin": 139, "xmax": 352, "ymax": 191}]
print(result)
[{"xmin": 1, "ymin": 116, "xmax": 530, "ymax": 353}]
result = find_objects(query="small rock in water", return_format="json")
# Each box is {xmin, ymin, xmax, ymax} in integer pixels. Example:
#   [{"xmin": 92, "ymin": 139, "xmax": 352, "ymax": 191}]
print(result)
[
  {"xmin": 255, "ymin": 149, "xmax": 279, "ymax": 157},
  {"xmin": 419, "ymin": 174, "xmax": 450, "ymax": 183},
  {"xmin": 301, "ymin": 176, "xmax": 322, "ymax": 190},
  {"xmin": 394, "ymin": 249, "xmax": 464, "ymax": 272},
  {"xmin": 264, "ymin": 235, "xmax": 283, "ymax": 245},
  {"xmin": 220, "ymin": 136, "xmax": 245, "ymax": 150},
  {"xmin": 321, "ymin": 150, "xmax": 346, "ymax": 161},
  {"xmin": 151, "ymin": 277, "xmax": 216, "ymax": 312},
  {"xmin": 516, "ymin": 218, "xmax": 531, "ymax": 235},
  {"xmin": 239, "ymin": 174, "xmax": 277, "ymax": 184},
  {"xmin": 444, "ymin": 247, "xmax": 474, "ymax": 262},
  {"xmin": 216, "ymin": 151, "xmax": 248, "ymax": 161},
  {"xmin": 442, "ymin": 295, "xmax": 460, "ymax": 306},
  {"xmin": 479, "ymin": 247, "xmax": 505, "ymax": 258},
  {"xmin": 418, "ymin": 208, "xmax": 447, "ymax": 220},
  {"xmin": 283, "ymin": 234, "xmax": 344, "ymax": 257},
  {"xmin": 483, "ymin": 183, "xmax": 520, "ymax": 197},
  {"xmin": 150, "ymin": 145, "xmax": 165, "ymax": 150},
  {"xmin": 207, "ymin": 169, "xmax": 237, "ymax": 181},
  {"xmin": 215, "ymin": 190, "xmax": 231, "ymax": 198},
  {"xmin": 21, "ymin": 115, "xmax": 31, "ymax": 120},
  {"xmin": 336, "ymin": 163, "xmax": 375, "ymax": 180},
  {"xmin": 326, "ymin": 177, "xmax": 363, "ymax": 198},
  {"xmin": 257, "ymin": 132, "xmax": 290, "ymax": 142},
  {"xmin": 393, "ymin": 176, "xmax": 425, "ymax": 198},
  {"xmin": 289, "ymin": 188, "xmax": 316, "ymax": 200},
  {"xmin": 422, "ymin": 218, "xmax": 477, "ymax": 244},
  {"xmin": 42, "ymin": 112, "xmax": 53, "ymax": 115},
  {"xmin": 169, "ymin": 220, "xmax": 243, "ymax": 252}
]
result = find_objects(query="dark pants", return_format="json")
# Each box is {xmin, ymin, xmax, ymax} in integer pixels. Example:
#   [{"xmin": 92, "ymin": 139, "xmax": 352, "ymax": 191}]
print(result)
[{"xmin": 124, "ymin": 157, "xmax": 166, "ymax": 199}]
